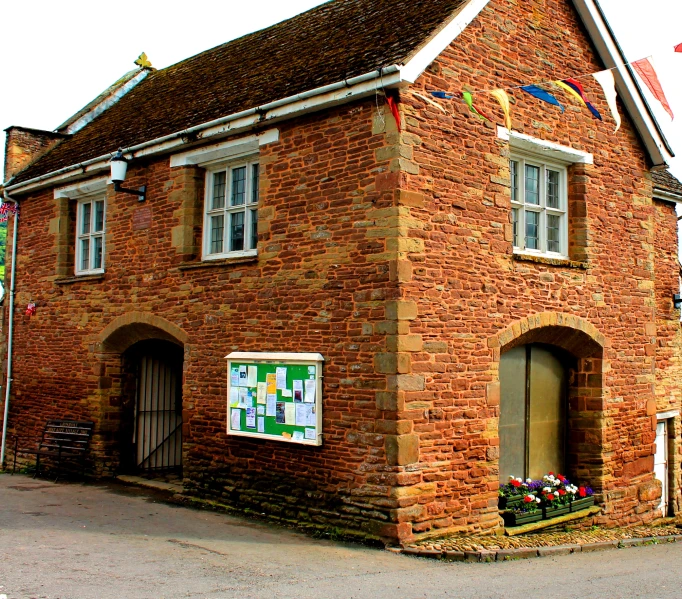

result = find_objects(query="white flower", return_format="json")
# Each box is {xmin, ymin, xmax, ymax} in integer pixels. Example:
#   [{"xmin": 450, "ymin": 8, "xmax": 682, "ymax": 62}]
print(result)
[
  {"xmin": 536, "ymin": 497, "xmax": 541, "ymax": 503},
  {"xmin": 543, "ymin": 486, "xmax": 551, "ymax": 493},
  {"xmin": 526, "ymin": 478, "xmax": 532, "ymax": 483}
]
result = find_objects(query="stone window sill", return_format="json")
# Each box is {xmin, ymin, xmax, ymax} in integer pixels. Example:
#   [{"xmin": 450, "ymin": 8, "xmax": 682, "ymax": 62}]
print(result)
[
  {"xmin": 178, "ymin": 256, "xmax": 258, "ymax": 271},
  {"xmin": 513, "ymin": 252, "xmax": 588, "ymax": 270},
  {"xmin": 54, "ymin": 273, "xmax": 106, "ymax": 285}
]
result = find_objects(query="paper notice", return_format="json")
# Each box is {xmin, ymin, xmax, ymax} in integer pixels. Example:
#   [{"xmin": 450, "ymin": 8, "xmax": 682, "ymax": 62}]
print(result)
[
  {"xmin": 246, "ymin": 407, "xmax": 256, "ymax": 429},
  {"xmin": 305, "ymin": 428, "xmax": 316, "ymax": 440},
  {"xmin": 267, "ymin": 397, "xmax": 277, "ymax": 417},
  {"xmin": 239, "ymin": 365, "xmax": 248, "ymax": 386},
  {"xmin": 285, "ymin": 403, "xmax": 296, "ymax": 425},
  {"xmin": 292, "ymin": 431, "xmax": 304, "ymax": 442},
  {"xmin": 266, "ymin": 373, "xmax": 277, "ymax": 395},
  {"xmin": 308, "ymin": 366, "xmax": 316, "ymax": 375},
  {"xmin": 230, "ymin": 368, "xmax": 240, "ymax": 387},
  {"xmin": 257, "ymin": 382, "xmax": 267, "ymax": 404},
  {"xmin": 231, "ymin": 409, "xmax": 241, "ymax": 431},
  {"xmin": 238, "ymin": 387, "xmax": 248, "ymax": 408},
  {"xmin": 304, "ymin": 379, "xmax": 316, "ymax": 403},
  {"xmin": 257, "ymin": 405, "xmax": 265, "ymax": 416},
  {"xmin": 247, "ymin": 365, "xmax": 258, "ymax": 388},
  {"xmin": 281, "ymin": 389, "xmax": 292, "ymax": 398},
  {"xmin": 276, "ymin": 402, "xmax": 286, "ymax": 424},
  {"xmin": 293, "ymin": 380, "xmax": 303, "ymax": 402},
  {"xmin": 276, "ymin": 367, "xmax": 287, "ymax": 390},
  {"xmin": 229, "ymin": 387, "xmax": 239, "ymax": 407},
  {"xmin": 257, "ymin": 417, "xmax": 265, "ymax": 433},
  {"xmin": 296, "ymin": 403, "xmax": 316, "ymax": 427}
]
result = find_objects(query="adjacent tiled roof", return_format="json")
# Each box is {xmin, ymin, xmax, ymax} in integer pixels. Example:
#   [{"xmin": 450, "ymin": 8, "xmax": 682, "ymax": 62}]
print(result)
[
  {"xmin": 653, "ymin": 170, "xmax": 682, "ymax": 198},
  {"xmin": 11, "ymin": 0, "xmax": 468, "ymax": 186}
]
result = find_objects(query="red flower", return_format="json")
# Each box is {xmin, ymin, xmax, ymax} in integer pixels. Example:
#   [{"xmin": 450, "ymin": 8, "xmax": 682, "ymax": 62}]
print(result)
[
  {"xmin": 558, "ymin": 489, "xmax": 566, "ymax": 496},
  {"xmin": 548, "ymin": 471, "xmax": 554, "ymax": 475},
  {"xmin": 524, "ymin": 496, "xmax": 533, "ymax": 503},
  {"xmin": 511, "ymin": 479, "xmax": 521, "ymax": 487},
  {"xmin": 579, "ymin": 486, "xmax": 586, "ymax": 497},
  {"xmin": 547, "ymin": 493, "xmax": 555, "ymax": 500}
]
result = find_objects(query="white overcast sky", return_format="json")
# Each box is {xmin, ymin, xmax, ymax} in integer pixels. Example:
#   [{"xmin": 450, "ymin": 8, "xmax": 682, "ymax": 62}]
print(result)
[{"xmin": 1, "ymin": 0, "xmax": 681, "ymax": 180}]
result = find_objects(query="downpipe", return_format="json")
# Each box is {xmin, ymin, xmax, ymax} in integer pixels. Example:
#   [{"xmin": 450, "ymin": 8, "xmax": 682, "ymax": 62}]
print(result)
[{"xmin": 0, "ymin": 191, "xmax": 19, "ymax": 468}]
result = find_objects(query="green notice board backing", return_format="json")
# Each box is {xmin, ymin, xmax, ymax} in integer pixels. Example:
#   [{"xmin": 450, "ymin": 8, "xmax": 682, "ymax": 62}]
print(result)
[{"xmin": 225, "ymin": 352, "xmax": 324, "ymax": 446}]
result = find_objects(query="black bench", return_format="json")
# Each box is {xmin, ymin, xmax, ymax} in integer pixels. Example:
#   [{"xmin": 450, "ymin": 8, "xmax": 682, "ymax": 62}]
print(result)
[{"xmin": 11, "ymin": 420, "xmax": 94, "ymax": 480}]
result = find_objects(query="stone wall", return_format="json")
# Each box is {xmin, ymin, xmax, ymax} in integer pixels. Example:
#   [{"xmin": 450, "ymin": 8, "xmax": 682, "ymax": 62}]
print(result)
[{"xmin": 1, "ymin": 0, "xmax": 680, "ymax": 546}]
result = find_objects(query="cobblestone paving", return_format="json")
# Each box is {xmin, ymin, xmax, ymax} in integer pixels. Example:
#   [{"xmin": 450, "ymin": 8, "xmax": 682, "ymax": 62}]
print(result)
[{"xmin": 410, "ymin": 522, "xmax": 681, "ymax": 552}]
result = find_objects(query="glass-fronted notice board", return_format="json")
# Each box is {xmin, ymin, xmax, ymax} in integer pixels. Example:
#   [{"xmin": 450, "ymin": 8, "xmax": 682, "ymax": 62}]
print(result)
[{"xmin": 225, "ymin": 352, "xmax": 324, "ymax": 446}]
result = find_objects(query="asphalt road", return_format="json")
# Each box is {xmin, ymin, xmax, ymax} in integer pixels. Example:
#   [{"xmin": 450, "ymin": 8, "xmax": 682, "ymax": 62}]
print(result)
[{"xmin": 0, "ymin": 474, "xmax": 680, "ymax": 599}]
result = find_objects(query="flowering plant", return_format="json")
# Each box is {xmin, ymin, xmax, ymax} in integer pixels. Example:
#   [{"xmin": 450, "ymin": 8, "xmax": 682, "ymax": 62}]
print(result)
[{"xmin": 501, "ymin": 472, "xmax": 594, "ymax": 515}]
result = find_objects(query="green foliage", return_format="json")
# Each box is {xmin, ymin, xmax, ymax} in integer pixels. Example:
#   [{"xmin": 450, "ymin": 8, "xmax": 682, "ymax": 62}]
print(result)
[{"xmin": 0, "ymin": 221, "xmax": 6, "ymax": 277}]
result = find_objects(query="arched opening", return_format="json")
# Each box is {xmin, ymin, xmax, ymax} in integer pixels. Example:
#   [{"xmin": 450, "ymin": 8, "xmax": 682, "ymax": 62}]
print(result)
[
  {"xmin": 92, "ymin": 314, "xmax": 188, "ymax": 477},
  {"xmin": 493, "ymin": 316, "xmax": 606, "ymax": 492},
  {"xmin": 119, "ymin": 339, "xmax": 184, "ymax": 476}
]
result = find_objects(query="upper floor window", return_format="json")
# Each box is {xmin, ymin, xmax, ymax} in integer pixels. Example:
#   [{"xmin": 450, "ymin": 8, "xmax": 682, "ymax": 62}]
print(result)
[
  {"xmin": 204, "ymin": 159, "xmax": 259, "ymax": 260},
  {"xmin": 510, "ymin": 154, "xmax": 567, "ymax": 257},
  {"xmin": 76, "ymin": 195, "xmax": 105, "ymax": 275}
]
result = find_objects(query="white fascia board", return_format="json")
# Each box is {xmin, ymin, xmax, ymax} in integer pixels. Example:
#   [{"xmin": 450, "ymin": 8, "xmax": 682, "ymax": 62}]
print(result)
[
  {"xmin": 400, "ymin": 0, "xmax": 491, "ymax": 83},
  {"xmin": 9, "ymin": 70, "xmax": 402, "ymax": 195},
  {"xmin": 226, "ymin": 352, "xmax": 324, "ymax": 363},
  {"xmin": 170, "ymin": 129, "xmax": 279, "ymax": 167},
  {"xmin": 571, "ymin": 0, "xmax": 673, "ymax": 168},
  {"xmin": 657, "ymin": 410, "xmax": 680, "ymax": 421},
  {"xmin": 54, "ymin": 176, "xmax": 109, "ymax": 199},
  {"xmin": 653, "ymin": 188, "xmax": 682, "ymax": 205},
  {"xmin": 498, "ymin": 127, "xmax": 594, "ymax": 164}
]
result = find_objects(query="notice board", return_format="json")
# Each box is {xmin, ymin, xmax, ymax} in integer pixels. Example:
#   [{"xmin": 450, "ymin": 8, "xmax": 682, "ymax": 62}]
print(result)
[{"xmin": 225, "ymin": 352, "xmax": 324, "ymax": 446}]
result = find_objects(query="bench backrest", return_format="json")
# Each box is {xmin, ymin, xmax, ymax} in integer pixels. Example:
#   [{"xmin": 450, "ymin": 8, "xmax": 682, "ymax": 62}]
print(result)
[{"xmin": 40, "ymin": 420, "xmax": 94, "ymax": 453}]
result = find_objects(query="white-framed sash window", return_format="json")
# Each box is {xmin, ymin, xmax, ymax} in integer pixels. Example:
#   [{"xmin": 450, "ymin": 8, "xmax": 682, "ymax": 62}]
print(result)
[
  {"xmin": 510, "ymin": 154, "xmax": 568, "ymax": 257},
  {"xmin": 203, "ymin": 159, "xmax": 259, "ymax": 260},
  {"xmin": 76, "ymin": 195, "xmax": 105, "ymax": 275}
]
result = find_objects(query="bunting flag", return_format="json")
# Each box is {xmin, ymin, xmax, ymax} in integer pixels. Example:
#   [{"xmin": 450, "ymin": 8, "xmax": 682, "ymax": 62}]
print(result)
[
  {"xmin": 521, "ymin": 85, "xmax": 564, "ymax": 112},
  {"xmin": 385, "ymin": 94, "xmax": 401, "ymax": 132},
  {"xmin": 410, "ymin": 91, "xmax": 448, "ymax": 113},
  {"xmin": 0, "ymin": 202, "xmax": 18, "ymax": 222},
  {"xmin": 675, "ymin": 43, "xmax": 682, "ymax": 53},
  {"xmin": 462, "ymin": 91, "xmax": 490, "ymax": 121},
  {"xmin": 592, "ymin": 69, "xmax": 621, "ymax": 132},
  {"xmin": 555, "ymin": 78, "xmax": 602, "ymax": 120},
  {"xmin": 430, "ymin": 91, "xmax": 456, "ymax": 99},
  {"xmin": 632, "ymin": 58, "xmax": 674, "ymax": 120},
  {"xmin": 490, "ymin": 89, "xmax": 512, "ymax": 130}
]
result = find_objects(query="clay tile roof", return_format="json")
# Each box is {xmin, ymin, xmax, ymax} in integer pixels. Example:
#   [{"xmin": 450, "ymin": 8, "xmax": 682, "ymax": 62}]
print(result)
[
  {"xmin": 11, "ymin": 0, "xmax": 468, "ymax": 186},
  {"xmin": 652, "ymin": 170, "xmax": 682, "ymax": 198}
]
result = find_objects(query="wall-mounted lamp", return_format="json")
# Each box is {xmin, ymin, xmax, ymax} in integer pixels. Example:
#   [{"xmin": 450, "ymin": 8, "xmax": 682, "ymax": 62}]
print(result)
[
  {"xmin": 110, "ymin": 149, "xmax": 146, "ymax": 202},
  {"xmin": 673, "ymin": 293, "xmax": 682, "ymax": 310}
]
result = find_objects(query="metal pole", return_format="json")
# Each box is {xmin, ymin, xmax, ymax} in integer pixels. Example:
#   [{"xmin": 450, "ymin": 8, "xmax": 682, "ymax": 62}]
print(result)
[{"xmin": 1, "ymin": 198, "xmax": 19, "ymax": 467}]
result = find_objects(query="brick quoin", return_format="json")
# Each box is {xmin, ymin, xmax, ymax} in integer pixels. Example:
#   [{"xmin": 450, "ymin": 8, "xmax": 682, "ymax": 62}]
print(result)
[{"xmin": 1, "ymin": 0, "xmax": 680, "ymax": 545}]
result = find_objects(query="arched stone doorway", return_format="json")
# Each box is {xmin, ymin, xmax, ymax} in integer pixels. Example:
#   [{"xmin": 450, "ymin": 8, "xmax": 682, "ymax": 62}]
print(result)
[
  {"xmin": 491, "ymin": 314, "xmax": 606, "ymax": 492},
  {"xmin": 92, "ymin": 313, "xmax": 188, "ymax": 476}
]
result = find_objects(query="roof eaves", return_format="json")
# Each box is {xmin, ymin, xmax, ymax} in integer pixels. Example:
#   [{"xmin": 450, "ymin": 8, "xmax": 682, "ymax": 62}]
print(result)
[
  {"xmin": 571, "ymin": 0, "xmax": 674, "ymax": 168},
  {"xmin": 400, "ymin": 0, "xmax": 490, "ymax": 83}
]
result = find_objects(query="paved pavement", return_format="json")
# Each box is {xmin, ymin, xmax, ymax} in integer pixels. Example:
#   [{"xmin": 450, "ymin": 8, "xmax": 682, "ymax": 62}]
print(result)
[{"xmin": 1, "ymin": 474, "xmax": 681, "ymax": 599}]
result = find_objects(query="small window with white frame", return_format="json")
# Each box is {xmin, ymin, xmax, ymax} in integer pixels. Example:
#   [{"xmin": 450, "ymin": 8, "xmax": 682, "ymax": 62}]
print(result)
[
  {"xmin": 510, "ymin": 153, "xmax": 567, "ymax": 257},
  {"xmin": 203, "ymin": 158, "xmax": 259, "ymax": 260},
  {"xmin": 76, "ymin": 195, "xmax": 105, "ymax": 275}
]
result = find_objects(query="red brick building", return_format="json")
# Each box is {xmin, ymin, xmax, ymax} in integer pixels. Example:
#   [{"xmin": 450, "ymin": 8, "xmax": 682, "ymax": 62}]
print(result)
[{"xmin": 2, "ymin": 0, "xmax": 682, "ymax": 544}]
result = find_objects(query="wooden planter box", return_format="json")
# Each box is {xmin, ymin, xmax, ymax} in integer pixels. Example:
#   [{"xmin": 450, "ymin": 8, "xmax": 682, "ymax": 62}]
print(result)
[
  {"xmin": 501, "ymin": 510, "xmax": 543, "ymax": 527},
  {"xmin": 542, "ymin": 503, "xmax": 571, "ymax": 519},
  {"xmin": 570, "ymin": 496, "xmax": 595, "ymax": 512},
  {"xmin": 498, "ymin": 495, "xmax": 525, "ymax": 510}
]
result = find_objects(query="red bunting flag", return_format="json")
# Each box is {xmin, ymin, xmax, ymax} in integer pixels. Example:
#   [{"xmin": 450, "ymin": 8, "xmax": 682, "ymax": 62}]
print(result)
[
  {"xmin": 675, "ymin": 43, "xmax": 682, "ymax": 53},
  {"xmin": 385, "ymin": 94, "xmax": 401, "ymax": 132},
  {"xmin": 632, "ymin": 58, "xmax": 674, "ymax": 120}
]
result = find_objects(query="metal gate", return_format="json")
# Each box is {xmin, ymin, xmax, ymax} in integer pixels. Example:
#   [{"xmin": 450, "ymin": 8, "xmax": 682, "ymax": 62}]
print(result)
[{"xmin": 135, "ymin": 354, "xmax": 182, "ymax": 473}]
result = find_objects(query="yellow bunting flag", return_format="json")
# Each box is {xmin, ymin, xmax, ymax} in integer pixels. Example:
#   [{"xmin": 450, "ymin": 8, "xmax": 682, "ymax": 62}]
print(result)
[{"xmin": 490, "ymin": 89, "xmax": 512, "ymax": 131}]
